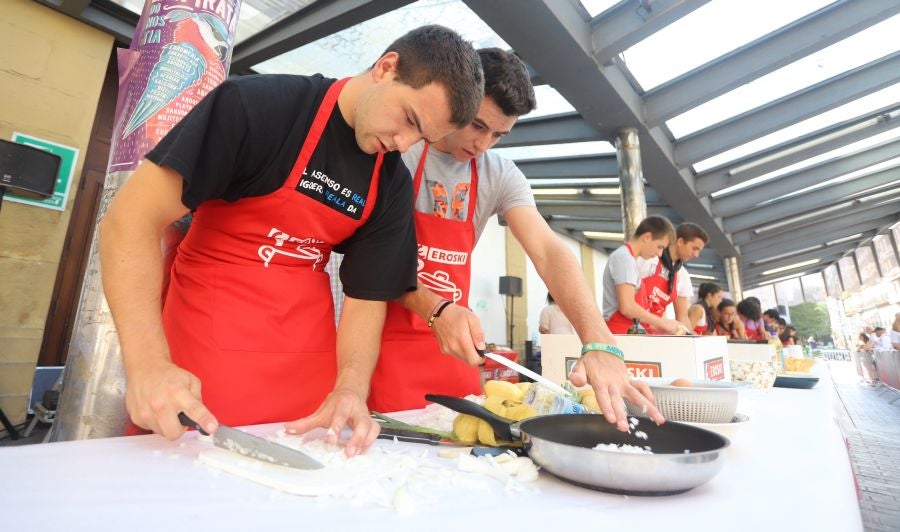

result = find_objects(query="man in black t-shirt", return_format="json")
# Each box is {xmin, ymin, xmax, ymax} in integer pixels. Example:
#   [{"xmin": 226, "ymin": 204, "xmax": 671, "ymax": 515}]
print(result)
[{"xmin": 99, "ymin": 25, "xmax": 483, "ymax": 456}]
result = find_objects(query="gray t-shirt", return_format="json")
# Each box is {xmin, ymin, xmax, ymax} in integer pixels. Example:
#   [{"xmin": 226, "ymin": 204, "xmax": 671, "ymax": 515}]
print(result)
[
  {"xmin": 602, "ymin": 245, "xmax": 641, "ymax": 320},
  {"xmin": 401, "ymin": 141, "xmax": 535, "ymax": 240}
]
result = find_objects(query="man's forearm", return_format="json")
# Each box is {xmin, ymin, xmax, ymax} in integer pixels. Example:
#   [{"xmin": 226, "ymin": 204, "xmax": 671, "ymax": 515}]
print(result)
[
  {"xmin": 395, "ymin": 280, "xmax": 443, "ymax": 322},
  {"xmin": 334, "ymin": 297, "xmax": 387, "ymax": 397},
  {"xmin": 99, "ymin": 211, "xmax": 172, "ymax": 376}
]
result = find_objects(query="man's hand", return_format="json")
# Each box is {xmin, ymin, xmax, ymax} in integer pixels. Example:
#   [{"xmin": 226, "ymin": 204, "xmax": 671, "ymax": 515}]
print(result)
[
  {"xmin": 430, "ymin": 304, "xmax": 485, "ymax": 366},
  {"xmin": 568, "ymin": 351, "xmax": 665, "ymax": 431},
  {"xmin": 284, "ymin": 387, "xmax": 380, "ymax": 457},
  {"xmin": 125, "ymin": 359, "xmax": 217, "ymax": 440}
]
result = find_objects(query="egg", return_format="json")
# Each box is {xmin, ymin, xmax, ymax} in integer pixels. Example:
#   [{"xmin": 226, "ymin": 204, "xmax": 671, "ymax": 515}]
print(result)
[{"xmin": 670, "ymin": 378, "xmax": 694, "ymax": 387}]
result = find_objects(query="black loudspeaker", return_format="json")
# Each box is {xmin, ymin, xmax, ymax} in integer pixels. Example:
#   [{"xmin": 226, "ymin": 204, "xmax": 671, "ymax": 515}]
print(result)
[
  {"xmin": 499, "ymin": 275, "xmax": 523, "ymax": 297},
  {"xmin": 0, "ymin": 139, "xmax": 61, "ymax": 200}
]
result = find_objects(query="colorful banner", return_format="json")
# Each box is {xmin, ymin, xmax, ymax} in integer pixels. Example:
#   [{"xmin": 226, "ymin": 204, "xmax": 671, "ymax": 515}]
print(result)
[{"xmin": 109, "ymin": 0, "xmax": 241, "ymax": 171}]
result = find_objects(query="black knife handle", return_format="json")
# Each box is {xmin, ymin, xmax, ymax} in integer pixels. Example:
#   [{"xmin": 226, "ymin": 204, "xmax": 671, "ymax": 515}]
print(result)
[{"xmin": 178, "ymin": 412, "xmax": 209, "ymax": 436}]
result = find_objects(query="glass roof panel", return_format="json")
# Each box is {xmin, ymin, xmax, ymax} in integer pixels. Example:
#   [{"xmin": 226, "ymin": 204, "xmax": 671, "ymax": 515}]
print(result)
[
  {"xmin": 579, "ymin": 0, "xmax": 621, "ymax": 19},
  {"xmin": 667, "ymin": 15, "xmax": 900, "ymax": 138},
  {"xmin": 107, "ymin": 0, "xmax": 316, "ymax": 44},
  {"xmin": 233, "ymin": 0, "xmax": 317, "ymax": 44},
  {"xmin": 693, "ymin": 82, "xmax": 900, "ymax": 173},
  {"xmin": 494, "ymin": 141, "xmax": 615, "ymax": 161},
  {"xmin": 711, "ymin": 127, "xmax": 900, "ymax": 197},
  {"xmin": 253, "ymin": 0, "xmax": 508, "ymax": 76},
  {"xmin": 620, "ymin": 0, "xmax": 831, "ymax": 91},
  {"xmin": 520, "ymin": 85, "xmax": 576, "ymax": 119}
]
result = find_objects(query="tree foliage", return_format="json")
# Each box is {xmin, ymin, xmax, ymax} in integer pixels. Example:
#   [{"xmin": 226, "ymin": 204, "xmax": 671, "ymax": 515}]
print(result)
[{"xmin": 788, "ymin": 302, "xmax": 831, "ymax": 342}]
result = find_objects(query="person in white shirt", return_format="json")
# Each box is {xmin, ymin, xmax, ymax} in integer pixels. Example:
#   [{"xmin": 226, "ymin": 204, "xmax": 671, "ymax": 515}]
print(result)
[
  {"xmin": 873, "ymin": 327, "xmax": 893, "ymax": 351},
  {"xmin": 539, "ymin": 293, "xmax": 576, "ymax": 335},
  {"xmin": 891, "ymin": 313, "xmax": 900, "ymax": 351},
  {"xmin": 635, "ymin": 222, "xmax": 709, "ymax": 332}
]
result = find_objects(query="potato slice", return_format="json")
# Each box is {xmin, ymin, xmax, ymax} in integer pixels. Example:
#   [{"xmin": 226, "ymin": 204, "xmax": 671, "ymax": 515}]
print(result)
[{"xmin": 453, "ymin": 414, "xmax": 480, "ymax": 445}]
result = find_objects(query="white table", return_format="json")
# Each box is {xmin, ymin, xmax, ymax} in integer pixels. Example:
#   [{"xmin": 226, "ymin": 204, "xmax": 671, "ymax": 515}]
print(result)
[{"xmin": 0, "ymin": 369, "xmax": 861, "ymax": 532}]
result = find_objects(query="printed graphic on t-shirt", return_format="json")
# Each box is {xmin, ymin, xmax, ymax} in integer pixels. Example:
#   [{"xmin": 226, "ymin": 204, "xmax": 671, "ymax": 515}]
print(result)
[
  {"xmin": 427, "ymin": 179, "xmax": 470, "ymax": 221},
  {"xmin": 296, "ymin": 166, "xmax": 365, "ymax": 220}
]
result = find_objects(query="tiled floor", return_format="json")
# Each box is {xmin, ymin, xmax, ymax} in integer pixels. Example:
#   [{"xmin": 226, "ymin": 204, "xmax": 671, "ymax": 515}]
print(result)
[{"xmin": 828, "ymin": 360, "xmax": 900, "ymax": 532}]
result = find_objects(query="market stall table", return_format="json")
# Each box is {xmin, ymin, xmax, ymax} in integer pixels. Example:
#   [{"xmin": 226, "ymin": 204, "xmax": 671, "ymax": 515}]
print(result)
[{"xmin": 0, "ymin": 367, "xmax": 861, "ymax": 531}]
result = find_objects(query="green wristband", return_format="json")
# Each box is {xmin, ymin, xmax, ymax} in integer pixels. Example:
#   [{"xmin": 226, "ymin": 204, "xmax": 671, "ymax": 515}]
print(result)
[{"xmin": 581, "ymin": 342, "xmax": 625, "ymax": 361}]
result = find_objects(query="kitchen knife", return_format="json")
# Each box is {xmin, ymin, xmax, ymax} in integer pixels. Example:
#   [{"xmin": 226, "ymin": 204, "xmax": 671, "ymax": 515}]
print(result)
[
  {"xmin": 376, "ymin": 426, "xmax": 443, "ymax": 445},
  {"xmin": 179, "ymin": 412, "xmax": 324, "ymax": 470},
  {"xmin": 478, "ymin": 350, "xmax": 573, "ymax": 397}
]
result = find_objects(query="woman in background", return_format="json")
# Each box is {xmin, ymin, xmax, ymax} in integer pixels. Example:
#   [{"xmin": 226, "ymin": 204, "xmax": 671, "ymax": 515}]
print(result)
[
  {"xmin": 688, "ymin": 282, "xmax": 722, "ymax": 335},
  {"xmin": 714, "ymin": 299, "xmax": 747, "ymax": 340},
  {"xmin": 737, "ymin": 297, "xmax": 770, "ymax": 341}
]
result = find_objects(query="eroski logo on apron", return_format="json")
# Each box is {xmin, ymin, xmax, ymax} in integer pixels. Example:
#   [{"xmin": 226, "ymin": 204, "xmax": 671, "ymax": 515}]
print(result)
[
  {"xmin": 417, "ymin": 244, "xmax": 466, "ymax": 302},
  {"xmin": 257, "ymin": 227, "xmax": 326, "ymax": 269}
]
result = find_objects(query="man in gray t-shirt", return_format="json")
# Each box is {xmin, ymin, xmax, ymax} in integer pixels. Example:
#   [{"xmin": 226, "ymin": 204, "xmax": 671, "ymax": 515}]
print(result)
[{"xmin": 371, "ymin": 48, "xmax": 664, "ymax": 432}]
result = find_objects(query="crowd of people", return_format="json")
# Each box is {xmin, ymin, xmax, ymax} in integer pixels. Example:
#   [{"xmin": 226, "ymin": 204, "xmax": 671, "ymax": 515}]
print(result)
[{"xmin": 857, "ymin": 315, "xmax": 900, "ymax": 352}]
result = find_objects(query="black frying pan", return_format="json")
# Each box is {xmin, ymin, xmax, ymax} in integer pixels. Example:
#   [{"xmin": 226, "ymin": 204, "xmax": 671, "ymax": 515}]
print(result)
[{"xmin": 426, "ymin": 393, "xmax": 729, "ymax": 496}]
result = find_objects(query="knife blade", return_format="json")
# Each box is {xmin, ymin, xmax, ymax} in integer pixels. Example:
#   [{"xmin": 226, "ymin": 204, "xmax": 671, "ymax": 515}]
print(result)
[
  {"xmin": 479, "ymin": 350, "xmax": 572, "ymax": 397},
  {"xmin": 376, "ymin": 426, "xmax": 443, "ymax": 445},
  {"xmin": 179, "ymin": 412, "xmax": 324, "ymax": 470}
]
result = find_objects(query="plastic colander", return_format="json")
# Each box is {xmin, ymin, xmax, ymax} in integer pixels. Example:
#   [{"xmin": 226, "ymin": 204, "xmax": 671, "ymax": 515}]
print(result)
[{"xmin": 626, "ymin": 380, "xmax": 740, "ymax": 423}]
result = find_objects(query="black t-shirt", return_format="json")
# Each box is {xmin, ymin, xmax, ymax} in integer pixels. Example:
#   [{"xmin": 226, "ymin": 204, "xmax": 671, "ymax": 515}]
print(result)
[{"xmin": 146, "ymin": 74, "xmax": 417, "ymax": 301}]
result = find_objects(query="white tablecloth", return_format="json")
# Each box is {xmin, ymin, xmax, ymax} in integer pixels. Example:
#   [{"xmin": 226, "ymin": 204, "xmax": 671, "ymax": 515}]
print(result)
[{"xmin": 0, "ymin": 368, "xmax": 861, "ymax": 532}]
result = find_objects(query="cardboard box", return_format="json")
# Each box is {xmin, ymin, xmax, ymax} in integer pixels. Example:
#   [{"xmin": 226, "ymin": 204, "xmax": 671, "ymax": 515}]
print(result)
[
  {"xmin": 480, "ymin": 348, "xmax": 519, "ymax": 383},
  {"xmin": 541, "ymin": 334, "xmax": 730, "ymax": 384},
  {"xmin": 726, "ymin": 342, "xmax": 776, "ymax": 362}
]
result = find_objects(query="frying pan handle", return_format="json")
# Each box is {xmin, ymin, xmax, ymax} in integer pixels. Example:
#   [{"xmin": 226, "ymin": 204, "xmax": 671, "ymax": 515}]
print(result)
[{"xmin": 425, "ymin": 394, "xmax": 516, "ymax": 440}]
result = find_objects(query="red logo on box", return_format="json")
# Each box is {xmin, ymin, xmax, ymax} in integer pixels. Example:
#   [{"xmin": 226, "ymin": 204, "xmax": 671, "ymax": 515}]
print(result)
[
  {"xmin": 704, "ymin": 357, "xmax": 725, "ymax": 381},
  {"xmin": 626, "ymin": 361, "xmax": 662, "ymax": 378}
]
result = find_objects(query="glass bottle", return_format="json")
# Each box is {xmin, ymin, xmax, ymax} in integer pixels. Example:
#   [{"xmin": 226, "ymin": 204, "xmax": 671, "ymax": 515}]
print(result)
[{"xmin": 627, "ymin": 318, "xmax": 648, "ymax": 335}]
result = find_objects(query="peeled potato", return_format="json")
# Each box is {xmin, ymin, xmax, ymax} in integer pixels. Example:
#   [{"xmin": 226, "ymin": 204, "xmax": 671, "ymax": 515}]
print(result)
[
  {"xmin": 483, "ymin": 379, "xmax": 524, "ymax": 403},
  {"xmin": 477, "ymin": 419, "xmax": 498, "ymax": 446},
  {"xmin": 505, "ymin": 404, "xmax": 538, "ymax": 421},
  {"xmin": 482, "ymin": 395, "xmax": 508, "ymax": 417},
  {"xmin": 670, "ymin": 378, "xmax": 693, "ymax": 387},
  {"xmin": 581, "ymin": 394, "xmax": 602, "ymax": 413},
  {"xmin": 453, "ymin": 414, "xmax": 480, "ymax": 445}
]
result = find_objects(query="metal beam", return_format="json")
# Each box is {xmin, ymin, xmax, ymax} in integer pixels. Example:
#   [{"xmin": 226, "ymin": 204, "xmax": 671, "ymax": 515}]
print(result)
[
  {"xmin": 675, "ymin": 51, "xmax": 900, "ymax": 166},
  {"xmin": 516, "ymin": 154, "xmax": 620, "ymax": 179},
  {"xmin": 590, "ymin": 0, "xmax": 710, "ymax": 66},
  {"xmin": 57, "ymin": 0, "xmax": 92, "ymax": 17},
  {"xmin": 497, "ymin": 112, "xmax": 603, "ymax": 147},
  {"xmin": 230, "ymin": 0, "xmax": 414, "ymax": 72},
  {"xmin": 743, "ymin": 230, "xmax": 878, "ymax": 267},
  {"xmin": 695, "ymin": 104, "xmax": 900, "ymax": 196},
  {"xmin": 644, "ymin": 0, "xmax": 900, "ymax": 125},
  {"xmin": 535, "ymin": 187, "xmax": 665, "ymax": 204},
  {"xmin": 712, "ymin": 137, "xmax": 900, "ymax": 217},
  {"xmin": 465, "ymin": 0, "xmax": 737, "ymax": 257},
  {"xmin": 732, "ymin": 200, "xmax": 900, "ymax": 245},
  {"xmin": 722, "ymin": 166, "xmax": 900, "ymax": 233},
  {"xmin": 547, "ymin": 219, "xmax": 623, "ymax": 234},
  {"xmin": 539, "ymin": 204, "xmax": 680, "ymax": 223},
  {"xmin": 739, "ymin": 215, "xmax": 900, "ymax": 256},
  {"xmin": 742, "ymin": 244, "xmax": 859, "ymax": 279}
]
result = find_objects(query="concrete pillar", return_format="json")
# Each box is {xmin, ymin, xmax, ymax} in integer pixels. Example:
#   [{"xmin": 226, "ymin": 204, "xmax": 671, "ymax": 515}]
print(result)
[
  {"xmin": 50, "ymin": 0, "xmax": 242, "ymax": 441},
  {"xmin": 725, "ymin": 257, "xmax": 743, "ymax": 302},
  {"xmin": 615, "ymin": 128, "xmax": 646, "ymax": 239}
]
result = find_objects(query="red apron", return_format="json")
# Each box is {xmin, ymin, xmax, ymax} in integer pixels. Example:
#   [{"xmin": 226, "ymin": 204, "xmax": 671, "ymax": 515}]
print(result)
[
  {"xmin": 160, "ymin": 78, "xmax": 383, "ymax": 427},
  {"xmin": 606, "ymin": 246, "xmax": 677, "ymax": 334},
  {"xmin": 368, "ymin": 146, "xmax": 480, "ymax": 412}
]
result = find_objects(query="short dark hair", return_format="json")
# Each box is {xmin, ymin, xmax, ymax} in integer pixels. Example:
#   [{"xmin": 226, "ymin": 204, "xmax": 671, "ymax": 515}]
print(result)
[
  {"xmin": 676, "ymin": 222, "xmax": 709, "ymax": 244},
  {"xmin": 717, "ymin": 298, "xmax": 736, "ymax": 312},
  {"xmin": 763, "ymin": 309, "xmax": 780, "ymax": 320},
  {"xmin": 633, "ymin": 215, "xmax": 675, "ymax": 241},
  {"xmin": 697, "ymin": 282, "xmax": 722, "ymax": 301},
  {"xmin": 776, "ymin": 317, "xmax": 787, "ymax": 327},
  {"xmin": 737, "ymin": 298, "xmax": 762, "ymax": 321},
  {"xmin": 478, "ymin": 48, "xmax": 536, "ymax": 117},
  {"xmin": 381, "ymin": 25, "xmax": 484, "ymax": 127}
]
